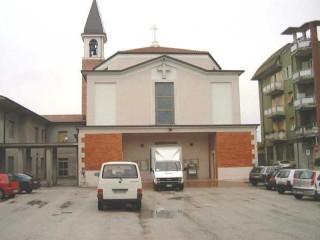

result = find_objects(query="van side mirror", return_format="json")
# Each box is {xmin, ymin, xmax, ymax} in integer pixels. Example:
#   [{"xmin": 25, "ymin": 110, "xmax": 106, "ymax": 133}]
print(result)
[{"xmin": 94, "ymin": 172, "xmax": 99, "ymax": 177}]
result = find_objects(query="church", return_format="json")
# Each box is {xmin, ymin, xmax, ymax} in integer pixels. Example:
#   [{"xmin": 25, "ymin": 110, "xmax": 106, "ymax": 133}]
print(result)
[{"xmin": 78, "ymin": 0, "xmax": 258, "ymax": 186}]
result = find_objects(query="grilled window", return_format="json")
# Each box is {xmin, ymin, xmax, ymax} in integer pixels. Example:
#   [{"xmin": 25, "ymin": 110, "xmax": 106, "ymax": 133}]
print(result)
[{"xmin": 155, "ymin": 82, "xmax": 174, "ymax": 124}]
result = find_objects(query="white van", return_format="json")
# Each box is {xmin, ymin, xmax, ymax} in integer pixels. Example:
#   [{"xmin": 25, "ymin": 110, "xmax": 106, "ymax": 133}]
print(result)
[{"xmin": 97, "ymin": 162, "xmax": 142, "ymax": 210}]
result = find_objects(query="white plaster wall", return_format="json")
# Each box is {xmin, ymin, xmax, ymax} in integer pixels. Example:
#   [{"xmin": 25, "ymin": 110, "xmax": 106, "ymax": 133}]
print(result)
[
  {"xmin": 218, "ymin": 167, "xmax": 252, "ymax": 181},
  {"xmin": 86, "ymin": 59, "xmax": 241, "ymax": 126}
]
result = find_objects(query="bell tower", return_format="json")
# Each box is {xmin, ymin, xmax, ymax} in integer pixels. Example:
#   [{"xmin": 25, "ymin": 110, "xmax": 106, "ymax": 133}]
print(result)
[{"xmin": 81, "ymin": 0, "xmax": 107, "ymax": 117}]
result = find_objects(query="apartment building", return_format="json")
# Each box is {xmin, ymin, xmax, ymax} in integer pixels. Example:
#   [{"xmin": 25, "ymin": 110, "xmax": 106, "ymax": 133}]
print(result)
[{"xmin": 252, "ymin": 21, "xmax": 320, "ymax": 169}]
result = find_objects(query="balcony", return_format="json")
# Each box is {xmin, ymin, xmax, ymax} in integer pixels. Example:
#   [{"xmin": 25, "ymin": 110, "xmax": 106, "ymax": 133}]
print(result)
[
  {"xmin": 290, "ymin": 39, "xmax": 311, "ymax": 57},
  {"xmin": 262, "ymin": 81, "xmax": 284, "ymax": 96},
  {"xmin": 266, "ymin": 130, "xmax": 286, "ymax": 142},
  {"xmin": 264, "ymin": 106, "xmax": 285, "ymax": 119},
  {"xmin": 294, "ymin": 96, "xmax": 316, "ymax": 110},
  {"xmin": 295, "ymin": 126, "xmax": 318, "ymax": 138},
  {"xmin": 292, "ymin": 68, "xmax": 314, "ymax": 84}
]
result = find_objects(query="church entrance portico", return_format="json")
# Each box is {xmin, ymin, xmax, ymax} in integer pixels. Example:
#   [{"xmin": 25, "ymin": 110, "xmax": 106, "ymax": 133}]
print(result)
[{"xmin": 78, "ymin": 125, "xmax": 257, "ymax": 187}]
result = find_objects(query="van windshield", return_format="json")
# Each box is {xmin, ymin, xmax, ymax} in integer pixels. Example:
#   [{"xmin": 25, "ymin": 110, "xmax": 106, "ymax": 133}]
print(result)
[
  {"xmin": 102, "ymin": 164, "xmax": 138, "ymax": 179},
  {"xmin": 155, "ymin": 161, "xmax": 181, "ymax": 172}
]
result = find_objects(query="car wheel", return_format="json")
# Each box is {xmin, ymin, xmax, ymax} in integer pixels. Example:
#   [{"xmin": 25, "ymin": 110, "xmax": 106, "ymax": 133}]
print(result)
[
  {"xmin": 293, "ymin": 194, "xmax": 303, "ymax": 200},
  {"xmin": 278, "ymin": 189, "xmax": 285, "ymax": 194},
  {"xmin": 251, "ymin": 182, "xmax": 257, "ymax": 186},
  {"xmin": 0, "ymin": 189, "xmax": 4, "ymax": 199},
  {"xmin": 314, "ymin": 192, "xmax": 320, "ymax": 201},
  {"xmin": 179, "ymin": 184, "xmax": 184, "ymax": 191},
  {"xmin": 266, "ymin": 185, "xmax": 271, "ymax": 190},
  {"xmin": 8, "ymin": 194, "xmax": 15, "ymax": 198},
  {"xmin": 98, "ymin": 201, "xmax": 103, "ymax": 211},
  {"xmin": 26, "ymin": 189, "xmax": 33, "ymax": 194},
  {"xmin": 135, "ymin": 200, "xmax": 141, "ymax": 210}
]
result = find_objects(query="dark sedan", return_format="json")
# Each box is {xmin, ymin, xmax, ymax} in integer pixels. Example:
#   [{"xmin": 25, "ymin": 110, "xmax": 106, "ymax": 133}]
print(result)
[{"xmin": 10, "ymin": 173, "xmax": 39, "ymax": 193}]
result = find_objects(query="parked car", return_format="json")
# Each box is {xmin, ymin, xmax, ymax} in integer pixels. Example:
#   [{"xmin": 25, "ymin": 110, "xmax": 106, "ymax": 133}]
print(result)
[
  {"xmin": 23, "ymin": 174, "xmax": 41, "ymax": 189},
  {"xmin": 0, "ymin": 173, "xmax": 20, "ymax": 198},
  {"xmin": 249, "ymin": 166, "xmax": 279, "ymax": 186},
  {"xmin": 265, "ymin": 169, "xmax": 280, "ymax": 190},
  {"xmin": 292, "ymin": 170, "xmax": 320, "ymax": 200},
  {"xmin": 97, "ymin": 162, "xmax": 142, "ymax": 210},
  {"xmin": 275, "ymin": 169, "xmax": 306, "ymax": 194},
  {"xmin": 11, "ymin": 173, "xmax": 37, "ymax": 193}
]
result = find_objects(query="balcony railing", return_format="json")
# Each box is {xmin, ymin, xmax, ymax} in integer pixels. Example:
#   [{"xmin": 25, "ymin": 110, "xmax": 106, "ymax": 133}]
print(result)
[
  {"xmin": 264, "ymin": 106, "xmax": 285, "ymax": 118},
  {"xmin": 294, "ymin": 96, "xmax": 316, "ymax": 110},
  {"xmin": 266, "ymin": 130, "xmax": 286, "ymax": 141},
  {"xmin": 262, "ymin": 81, "xmax": 284, "ymax": 96},
  {"xmin": 290, "ymin": 39, "xmax": 311, "ymax": 56},
  {"xmin": 295, "ymin": 126, "xmax": 318, "ymax": 138},
  {"xmin": 292, "ymin": 68, "xmax": 314, "ymax": 84}
]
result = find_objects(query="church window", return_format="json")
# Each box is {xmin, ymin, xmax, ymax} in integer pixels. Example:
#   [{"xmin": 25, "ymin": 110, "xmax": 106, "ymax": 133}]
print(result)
[
  {"xmin": 89, "ymin": 39, "xmax": 98, "ymax": 57},
  {"xmin": 155, "ymin": 82, "xmax": 174, "ymax": 124}
]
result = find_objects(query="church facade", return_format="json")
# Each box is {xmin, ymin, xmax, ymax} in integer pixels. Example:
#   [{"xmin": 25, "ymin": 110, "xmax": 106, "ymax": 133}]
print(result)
[{"xmin": 78, "ymin": 0, "xmax": 258, "ymax": 187}]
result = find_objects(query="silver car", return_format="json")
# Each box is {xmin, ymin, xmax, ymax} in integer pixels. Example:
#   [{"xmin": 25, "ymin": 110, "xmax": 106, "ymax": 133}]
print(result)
[{"xmin": 292, "ymin": 170, "xmax": 320, "ymax": 200}]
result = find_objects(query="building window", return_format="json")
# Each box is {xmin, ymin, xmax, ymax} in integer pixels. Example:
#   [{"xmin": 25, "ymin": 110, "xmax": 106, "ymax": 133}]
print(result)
[
  {"xmin": 290, "ymin": 117, "xmax": 295, "ymax": 131},
  {"xmin": 58, "ymin": 131, "xmax": 68, "ymax": 143},
  {"xmin": 58, "ymin": 158, "xmax": 68, "ymax": 176},
  {"xmin": 8, "ymin": 120, "xmax": 14, "ymax": 138},
  {"xmin": 287, "ymin": 91, "xmax": 294, "ymax": 105},
  {"xmin": 89, "ymin": 39, "xmax": 98, "ymax": 57},
  {"xmin": 35, "ymin": 127, "xmax": 39, "ymax": 142},
  {"xmin": 155, "ymin": 82, "xmax": 174, "ymax": 124},
  {"xmin": 284, "ymin": 65, "xmax": 292, "ymax": 79}
]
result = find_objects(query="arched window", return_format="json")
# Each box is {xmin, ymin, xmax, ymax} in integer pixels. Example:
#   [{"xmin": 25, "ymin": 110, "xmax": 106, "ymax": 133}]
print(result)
[{"xmin": 89, "ymin": 39, "xmax": 98, "ymax": 57}]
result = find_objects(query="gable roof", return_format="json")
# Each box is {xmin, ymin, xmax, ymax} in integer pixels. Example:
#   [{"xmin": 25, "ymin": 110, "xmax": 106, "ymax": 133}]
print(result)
[
  {"xmin": 94, "ymin": 46, "xmax": 221, "ymax": 70},
  {"xmin": 82, "ymin": 55, "xmax": 243, "ymax": 80},
  {"xmin": 83, "ymin": 0, "xmax": 106, "ymax": 37},
  {"xmin": 119, "ymin": 46, "xmax": 208, "ymax": 54},
  {"xmin": 251, "ymin": 43, "xmax": 291, "ymax": 80}
]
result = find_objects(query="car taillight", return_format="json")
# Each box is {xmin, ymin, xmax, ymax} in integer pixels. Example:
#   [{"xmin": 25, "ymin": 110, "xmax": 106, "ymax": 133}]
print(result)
[
  {"xmin": 29, "ymin": 179, "xmax": 33, "ymax": 184},
  {"xmin": 97, "ymin": 189, "xmax": 103, "ymax": 198},
  {"xmin": 137, "ymin": 188, "xmax": 142, "ymax": 194},
  {"xmin": 311, "ymin": 172, "xmax": 316, "ymax": 186}
]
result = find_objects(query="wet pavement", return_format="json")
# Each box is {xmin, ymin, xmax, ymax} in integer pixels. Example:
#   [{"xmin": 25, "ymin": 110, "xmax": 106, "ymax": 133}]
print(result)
[{"xmin": 1, "ymin": 185, "xmax": 320, "ymax": 240}]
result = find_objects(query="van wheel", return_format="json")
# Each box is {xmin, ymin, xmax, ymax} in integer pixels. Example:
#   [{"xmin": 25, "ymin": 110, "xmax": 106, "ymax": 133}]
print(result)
[
  {"xmin": 294, "ymin": 194, "xmax": 303, "ymax": 200},
  {"xmin": 153, "ymin": 183, "xmax": 158, "ymax": 191},
  {"xmin": 251, "ymin": 182, "xmax": 257, "ymax": 186},
  {"xmin": 278, "ymin": 189, "xmax": 285, "ymax": 194},
  {"xmin": 98, "ymin": 201, "xmax": 103, "ymax": 211},
  {"xmin": 314, "ymin": 192, "xmax": 320, "ymax": 201},
  {"xmin": 135, "ymin": 200, "xmax": 141, "ymax": 210},
  {"xmin": 0, "ymin": 190, "xmax": 4, "ymax": 199},
  {"xmin": 179, "ymin": 184, "xmax": 184, "ymax": 191}
]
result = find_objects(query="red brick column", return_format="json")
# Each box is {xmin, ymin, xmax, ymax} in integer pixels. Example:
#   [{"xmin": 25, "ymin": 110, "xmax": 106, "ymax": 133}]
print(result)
[
  {"xmin": 81, "ymin": 133, "xmax": 122, "ymax": 170},
  {"xmin": 215, "ymin": 132, "xmax": 254, "ymax": 168}
]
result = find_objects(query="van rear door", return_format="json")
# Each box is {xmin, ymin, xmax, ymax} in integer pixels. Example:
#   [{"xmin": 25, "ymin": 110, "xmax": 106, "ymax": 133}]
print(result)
[{"xmin": 100, "ymin": 163, "xmax": 140, "ymax": 200}]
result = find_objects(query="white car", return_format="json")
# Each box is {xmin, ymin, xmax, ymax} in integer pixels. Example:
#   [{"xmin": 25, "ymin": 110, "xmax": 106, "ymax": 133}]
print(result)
[
  {"xmin": 275, "ymin": 169, "xmax": 306, "ymax": 194},
  {"xmin": 292, "ymin": 170, "xmax": 320, "ymax": 201},
  {"xmin": 97, "ymin": 162, "xmax": 143, "ymax": 210}
]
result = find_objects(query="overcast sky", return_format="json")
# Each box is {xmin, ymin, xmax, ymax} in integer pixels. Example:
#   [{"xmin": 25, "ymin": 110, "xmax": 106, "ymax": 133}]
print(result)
[{"xmin": 0, "ymin": 0, "xmax": 320, "ymax": 128}]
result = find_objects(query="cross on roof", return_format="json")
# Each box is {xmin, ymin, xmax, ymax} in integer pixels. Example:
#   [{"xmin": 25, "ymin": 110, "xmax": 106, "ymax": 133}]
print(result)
[{"xmin": 150, "ymin": 24, "xmax": 159, "ymax": 47}]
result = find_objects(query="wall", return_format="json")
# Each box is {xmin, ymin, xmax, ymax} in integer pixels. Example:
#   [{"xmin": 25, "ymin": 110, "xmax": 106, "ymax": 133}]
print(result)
[
  {"xmin": 215, "ymin": 132, "xmax": 255, "ymax": 168},
  {"xmin": 87, "ymin": 59, "xmax": 241, "ymax": 125}
]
